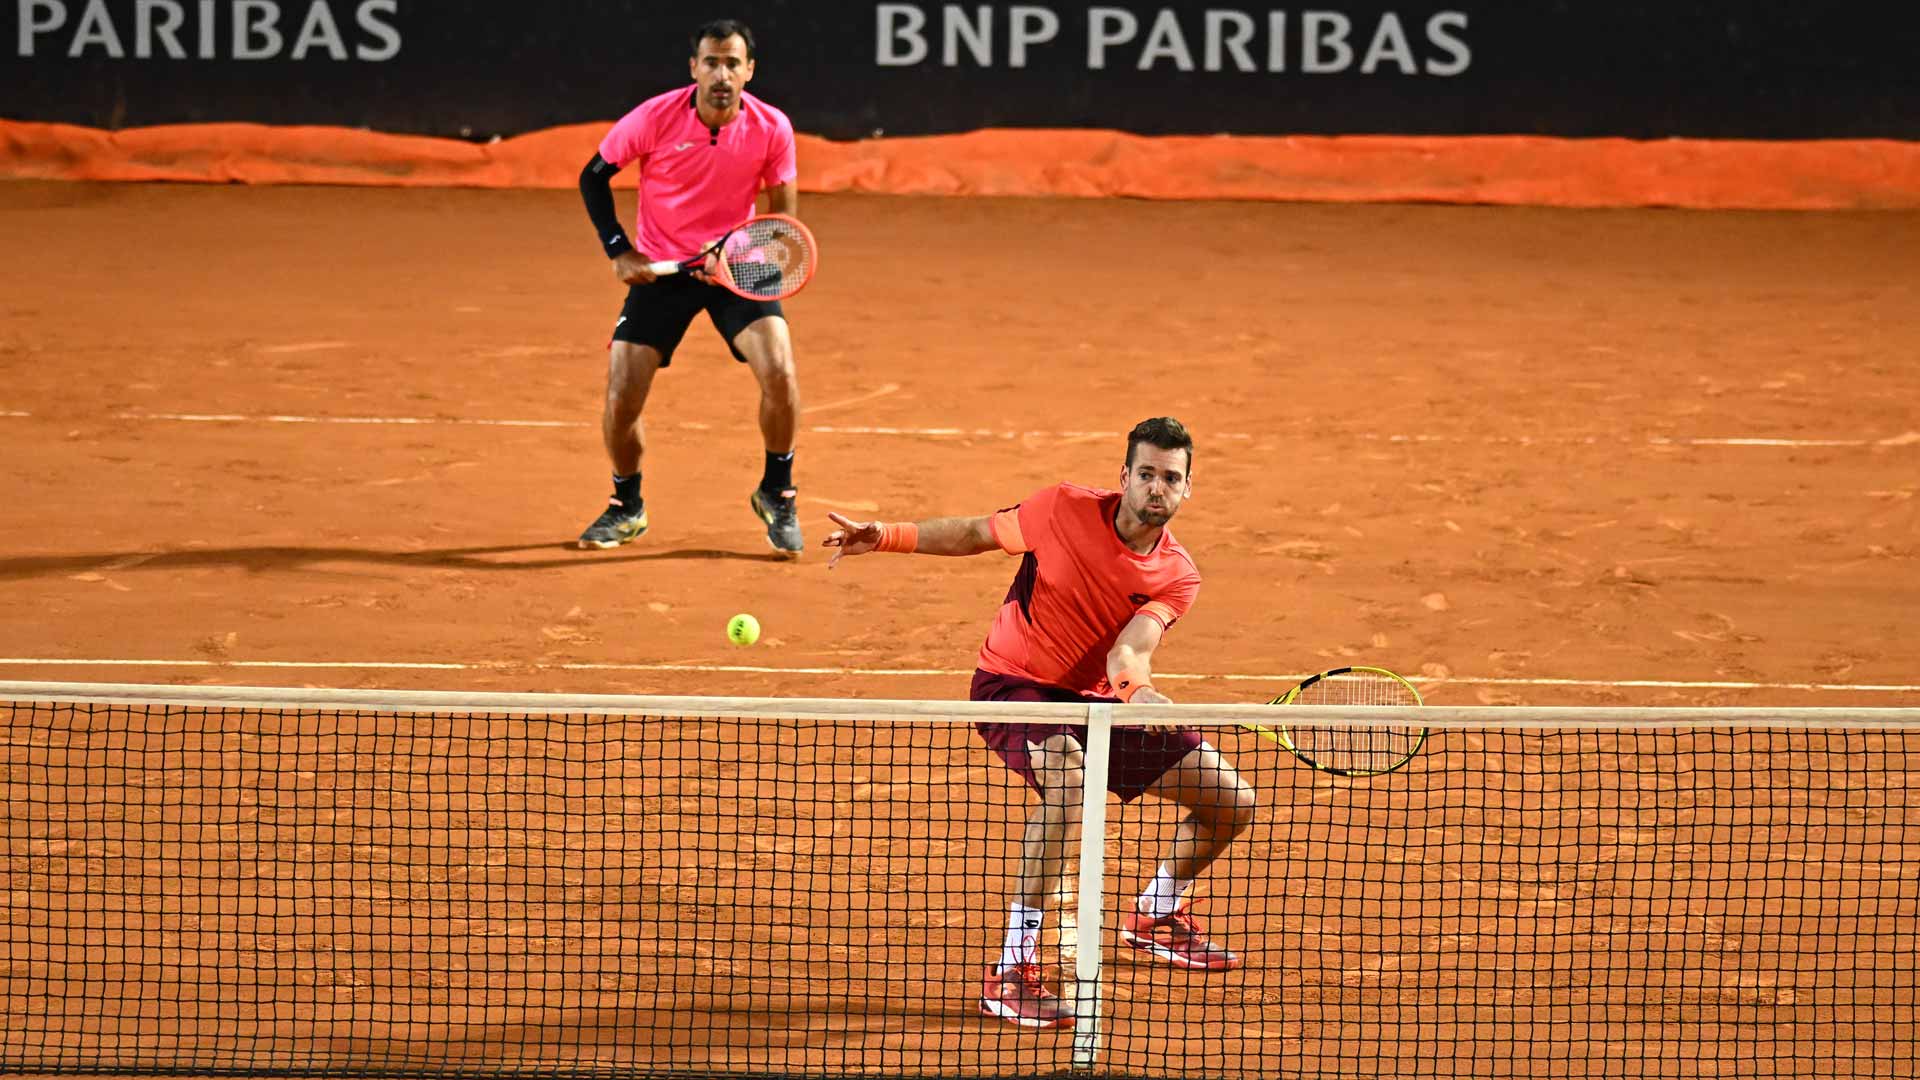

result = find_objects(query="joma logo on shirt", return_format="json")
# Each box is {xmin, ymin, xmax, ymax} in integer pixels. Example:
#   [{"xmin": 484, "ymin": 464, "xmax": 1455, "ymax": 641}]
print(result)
[{"xmin": 1129, "ymin": 593, "xmax": 1151, "ymax": 605}]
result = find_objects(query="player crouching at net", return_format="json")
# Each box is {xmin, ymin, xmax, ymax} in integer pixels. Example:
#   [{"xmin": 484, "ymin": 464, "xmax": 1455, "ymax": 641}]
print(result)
[{"xmin": 823, "ymin": 417, "xmax": 1257, "ymax": 1028}]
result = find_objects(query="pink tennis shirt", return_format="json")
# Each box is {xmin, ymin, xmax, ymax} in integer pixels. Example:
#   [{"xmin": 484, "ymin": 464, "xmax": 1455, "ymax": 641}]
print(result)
[
  {"xmin": 977, "ymin": 483, "xmax": 1202, "ymax": 696},
  {"xmin": 598, "ymin": 86, "xmax": 798, "ymax": 264}
]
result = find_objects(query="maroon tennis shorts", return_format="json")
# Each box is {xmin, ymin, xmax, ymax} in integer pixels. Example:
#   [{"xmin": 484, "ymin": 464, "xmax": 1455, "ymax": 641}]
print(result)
[{"xmin": 970, "ymin": 669, "xmax": 1204, "ymax": 802}]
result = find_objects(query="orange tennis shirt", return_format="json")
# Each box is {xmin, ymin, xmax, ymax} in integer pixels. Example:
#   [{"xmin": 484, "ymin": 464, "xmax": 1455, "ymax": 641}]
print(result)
[{"xmin": 977, "ymin": 482, "xmax": 1201, "ymax": 696}]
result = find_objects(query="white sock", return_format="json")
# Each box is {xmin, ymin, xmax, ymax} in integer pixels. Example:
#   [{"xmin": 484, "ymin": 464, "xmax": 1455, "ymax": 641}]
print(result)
[
  {"xmin": 1137, "ymin": 867, "xmax": 1192, "ymax": 919},
  {"xmin": 999, "ymin": 902, "xmax": 1043, "ymax": 972}
]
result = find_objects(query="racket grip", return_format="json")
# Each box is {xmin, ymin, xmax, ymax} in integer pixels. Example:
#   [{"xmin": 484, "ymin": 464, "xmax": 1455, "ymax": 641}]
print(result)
[{"xmin": 645, "ymin": 259, "xmax": 682, "ymax": 275}]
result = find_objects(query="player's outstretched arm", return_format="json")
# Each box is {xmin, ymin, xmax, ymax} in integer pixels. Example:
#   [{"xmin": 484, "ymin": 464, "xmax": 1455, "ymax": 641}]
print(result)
[{"xmin": 822, "ymin": 512, "xmax": 997, "ymax": 568}]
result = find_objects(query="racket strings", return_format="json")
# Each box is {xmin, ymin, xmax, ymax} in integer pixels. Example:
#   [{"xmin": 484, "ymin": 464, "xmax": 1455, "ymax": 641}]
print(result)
[
  {"xmin": 720, "ymin": 218, "xmax": 814, "ymax": 299},
  {"xmin": 1288, "ymin": 672, "xmax": 1423, "ymax": 775}
]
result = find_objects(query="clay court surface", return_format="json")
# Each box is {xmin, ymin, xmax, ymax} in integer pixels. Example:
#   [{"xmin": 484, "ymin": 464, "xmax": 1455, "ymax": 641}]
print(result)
[
  {"xmin": 1, "ymin": 182, "xmax": 1916, "ymax": 703},
  {"xmin": 1, "ymin": 182, "xmax": 1916, "ymax": 1077}
]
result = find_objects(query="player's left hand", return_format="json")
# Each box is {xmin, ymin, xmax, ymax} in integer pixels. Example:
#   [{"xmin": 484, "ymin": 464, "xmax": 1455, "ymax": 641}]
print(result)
[
  {"xmin": 821, "ymin": 511, "xmax": 881, "ymax": 569},
  {"xmin": 689, "ymin": 238, "xmax": 726, "ymax": 285}
]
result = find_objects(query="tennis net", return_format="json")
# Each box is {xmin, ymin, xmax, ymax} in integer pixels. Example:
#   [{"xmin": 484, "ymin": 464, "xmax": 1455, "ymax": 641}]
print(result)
[{"xmin": 1, "ymin": 682, "xmax": 1914, "ymax": 1079}]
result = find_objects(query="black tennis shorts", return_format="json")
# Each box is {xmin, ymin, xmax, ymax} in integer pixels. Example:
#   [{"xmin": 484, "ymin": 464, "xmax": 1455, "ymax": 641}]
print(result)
[{"xmin": 610, "ymin": 274, "xmax": 784, "ymax": 368}]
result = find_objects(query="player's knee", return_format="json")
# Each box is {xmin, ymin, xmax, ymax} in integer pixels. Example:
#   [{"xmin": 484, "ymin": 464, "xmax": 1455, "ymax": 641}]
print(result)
[
  {"xmin": 1057, "ymin": 760, "xmax": 1088, "ymax": 791},
  {"xmin": 604, "ymin": 376, "xmax": 649, "ymax": 416},
  {"xmin": 754, "ymin": 349, "xmax": 797, "ymax": 388},
  {"xmin": 1038, "ymin": 770, "xmax": 1085, "ymax": 812},
  {"xmin": 1226, "ymin": 781, "xmax": 1258, "ymax": 833},
  {"xmin": 1044, "ymin": 776, "xmax": 1090, "ymax": 818},
  {"xmin": 1035, "ymin": 757, "xmax": 1085, "ymax": 799},
  {"xmin": 1195, "ymin": 778, "xmax": 1257, "ymax": 836}
]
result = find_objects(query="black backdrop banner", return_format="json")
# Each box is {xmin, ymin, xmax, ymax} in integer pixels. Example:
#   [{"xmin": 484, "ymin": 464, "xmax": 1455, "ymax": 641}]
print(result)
[{"xmin": 4, "ymin": 1, "xmax": 1917, "ymax": 141}]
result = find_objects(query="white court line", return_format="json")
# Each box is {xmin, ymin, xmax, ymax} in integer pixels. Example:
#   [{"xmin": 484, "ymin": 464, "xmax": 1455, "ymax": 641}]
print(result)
[
  {"xmin": 801, "ymin": 381, "xmax": 901, "ymax": 415},
  {"xmin": 1655, "ymin": 437, "xmax": 1883, "ymax": 448},
  {"xmin": 107, "ymin": 412, "xmax": 583, "ymax": 429},
  {"xmin": 807, "ymin": 424, "xmax": 1254, "ymax": 440},
  {"xmin": 0, "ymin": 410, "xmax": 1895, "ymax": 449},
  {"xmin": 257, "ymin": 342, "xmax": 351, "ymax": 354},
  {"xmin": 0, "ymin": 657, "xmax": 1913, "ymax": 693}
]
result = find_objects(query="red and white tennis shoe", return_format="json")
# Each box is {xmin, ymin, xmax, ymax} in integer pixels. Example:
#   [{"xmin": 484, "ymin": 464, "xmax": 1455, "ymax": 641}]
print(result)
[
  {"xmin": 979, "ymin": 963, "xmax": 1073, "ymax": 1028},
  {"xmin": 1119, "ymin": 900, "xmax": 1241, "ymax": 971}
]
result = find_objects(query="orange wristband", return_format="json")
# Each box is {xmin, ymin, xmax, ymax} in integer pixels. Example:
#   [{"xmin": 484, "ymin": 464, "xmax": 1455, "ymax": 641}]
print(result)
[
  {"xmin": 875, "ymin": 522, "xmax": 919, "ymax": 554},
  {"xmin": 1113, "ymin": 674, "xmax": 1153, "ymax": 702}
]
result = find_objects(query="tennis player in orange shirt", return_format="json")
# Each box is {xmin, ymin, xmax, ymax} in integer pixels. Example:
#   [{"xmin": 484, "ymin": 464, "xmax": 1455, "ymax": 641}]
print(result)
[{"xmin": 823, "ymin": 417, "xmax": 1257, "ymax": 1028}]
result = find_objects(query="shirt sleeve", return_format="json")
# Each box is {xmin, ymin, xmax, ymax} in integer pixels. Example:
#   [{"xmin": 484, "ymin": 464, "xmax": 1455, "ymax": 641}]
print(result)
[
  {"xmin": 989, "ymin": 484, "xmax": 1063, "ymax": 556},
  {"xmin": 1136, "ymin": 574, "xmax": 1199, "ymax": 631},
  {"xmin": 598, "ymin": 103, "xmax": 654, "ymax": 169},
  {"xmin": 762, "ymin": 112, "xmax": 798, "ymax": 189}
]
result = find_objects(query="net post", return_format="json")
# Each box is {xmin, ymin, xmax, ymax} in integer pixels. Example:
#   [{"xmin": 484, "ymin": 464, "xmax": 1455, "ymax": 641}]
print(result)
[{"xmin": 1070, "ymin": 702, "xmax": 1114, "ymax": 1070}]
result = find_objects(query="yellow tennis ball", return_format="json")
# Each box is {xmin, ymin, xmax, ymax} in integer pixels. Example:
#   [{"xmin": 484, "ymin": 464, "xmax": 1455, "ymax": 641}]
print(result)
[{"xmin": 726, "ymin": 613, "xmax": 761, "ymax": 646}]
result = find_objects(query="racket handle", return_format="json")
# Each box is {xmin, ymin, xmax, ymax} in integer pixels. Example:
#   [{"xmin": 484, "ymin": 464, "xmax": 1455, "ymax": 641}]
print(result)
[{"xmin": 645, "ymin": 259, "xmax": 682, "ymax": 276}]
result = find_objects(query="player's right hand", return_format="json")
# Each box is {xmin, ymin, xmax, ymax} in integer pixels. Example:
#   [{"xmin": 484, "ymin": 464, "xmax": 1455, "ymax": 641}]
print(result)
[
  {"xmin": 612, "ymin": 252, "xmax": 657, "ymax": 286},
  {"xmin": 1127, "ymin": 685, "xmax": 1187, "ymax": 730},
  {"xmin": 821, "ymin": 511, "xmax": 881, "ymax": 569}
]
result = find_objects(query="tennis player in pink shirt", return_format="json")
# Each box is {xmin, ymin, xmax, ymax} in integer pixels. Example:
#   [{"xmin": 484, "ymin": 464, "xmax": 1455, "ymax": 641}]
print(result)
[{"xmin": 576, "ymin": 19, "xmax": 805, "ymax": 556}]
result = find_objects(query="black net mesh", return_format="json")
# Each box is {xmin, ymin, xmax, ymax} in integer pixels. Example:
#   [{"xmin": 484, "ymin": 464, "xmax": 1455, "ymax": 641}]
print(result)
[{"xmin": 1, "ymin": 700, "xmax": 1913, "ymax": 1078}]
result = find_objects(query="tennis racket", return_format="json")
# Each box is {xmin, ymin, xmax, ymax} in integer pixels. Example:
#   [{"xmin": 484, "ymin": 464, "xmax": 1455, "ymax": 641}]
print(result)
[
  {"xmin": 1247, "ymin": 665, "xmax": 1427, "ymax": 777},
  {"xmin": 645, "ymin": 213, "xmax": 818, "ymax": 301}
]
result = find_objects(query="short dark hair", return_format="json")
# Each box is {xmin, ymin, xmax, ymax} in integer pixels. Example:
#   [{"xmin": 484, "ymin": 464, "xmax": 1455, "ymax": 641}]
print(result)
[
  {"xmin": 1125, "ymin": 417, "xmax": 1193, "ymax": 473},
  {"xmin": 692, "ymin": 19, "xmax": 756, "ymax": 60}
]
